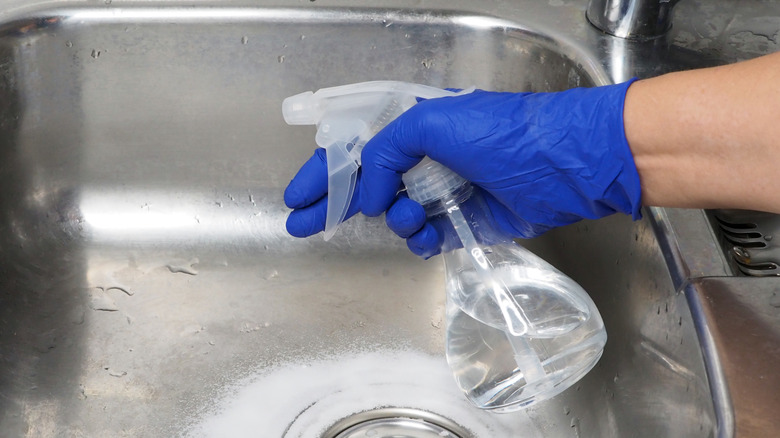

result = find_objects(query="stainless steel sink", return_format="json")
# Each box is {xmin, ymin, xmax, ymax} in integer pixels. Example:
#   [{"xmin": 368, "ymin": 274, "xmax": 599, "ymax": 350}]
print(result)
[{"xmin": 0, "ymin": 2, "xmax": 724, "ymax": 437}]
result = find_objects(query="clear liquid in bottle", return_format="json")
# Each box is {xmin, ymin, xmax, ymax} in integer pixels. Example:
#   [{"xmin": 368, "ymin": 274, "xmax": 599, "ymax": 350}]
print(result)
[{"xmin": 444, "ymin": 245, "xmax": 607, "ymax": 411}]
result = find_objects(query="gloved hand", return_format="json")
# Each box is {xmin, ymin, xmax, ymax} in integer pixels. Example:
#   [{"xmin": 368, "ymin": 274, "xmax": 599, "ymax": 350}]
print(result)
[{"xmin": 285, "ymin": 80, "xmax": 642, "ymax": 257}]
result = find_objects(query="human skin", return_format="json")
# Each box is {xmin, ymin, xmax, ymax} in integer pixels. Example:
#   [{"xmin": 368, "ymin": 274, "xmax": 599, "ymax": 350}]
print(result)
[{"xmin": 624, "ymin": 51, "xmax": 780, "ymax": 212}]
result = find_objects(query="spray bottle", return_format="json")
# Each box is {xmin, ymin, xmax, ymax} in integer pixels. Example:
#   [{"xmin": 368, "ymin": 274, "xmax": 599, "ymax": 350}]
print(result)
[{"xmin": 282, "ymin": 81, "xmax": 607, "ymax": 411}]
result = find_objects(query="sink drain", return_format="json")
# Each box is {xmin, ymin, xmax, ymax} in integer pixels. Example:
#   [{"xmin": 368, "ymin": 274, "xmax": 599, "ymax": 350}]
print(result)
[{"xmin": 322, "ymin": 408, "xmax": 473, "ymax": 438}]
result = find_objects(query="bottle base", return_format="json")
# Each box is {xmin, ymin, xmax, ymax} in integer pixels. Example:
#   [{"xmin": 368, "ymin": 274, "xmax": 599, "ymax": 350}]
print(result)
[
  {"xmin": 471, "ymin": 346, "xmax": 604, "ymax": 413},
  {"xmin": 447, "ymin": 307, "xmax": 607, "ymax": 412}
]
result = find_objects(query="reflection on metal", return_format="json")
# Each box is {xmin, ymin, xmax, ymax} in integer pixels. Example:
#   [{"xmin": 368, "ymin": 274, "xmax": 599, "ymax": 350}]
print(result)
[
  {"xmin": 586, "ymin": 0, "xmax": 681, "ymax": 40},
  {"xmin": 323, "ymin": 408, "xmax": 471, "ymax": 438},
  {"xmin": 713, "ymin": 210, "xmax": 780, "ymax": 276}
]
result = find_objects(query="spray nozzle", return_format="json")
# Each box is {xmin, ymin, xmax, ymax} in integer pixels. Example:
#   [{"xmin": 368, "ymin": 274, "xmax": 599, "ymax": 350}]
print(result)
[
  {"xmin": 282, "ymin": 91, "xmax": 319, "ymax": 125},
  {"xmin": 282, "ymin": 81, "xmax": 472, "ymax": 240}
]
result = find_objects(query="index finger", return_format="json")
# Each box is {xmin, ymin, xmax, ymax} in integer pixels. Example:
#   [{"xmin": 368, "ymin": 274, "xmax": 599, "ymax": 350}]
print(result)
[{"xmin": 358, "ymin": 104, "xmax": 432, "ymax": 216}]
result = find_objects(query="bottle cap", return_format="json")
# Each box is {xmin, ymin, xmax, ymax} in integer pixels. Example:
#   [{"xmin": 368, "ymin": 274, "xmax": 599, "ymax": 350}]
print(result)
[{"xmin": 403, "ymin": 158, "xmax": 469, "ymax": 206}]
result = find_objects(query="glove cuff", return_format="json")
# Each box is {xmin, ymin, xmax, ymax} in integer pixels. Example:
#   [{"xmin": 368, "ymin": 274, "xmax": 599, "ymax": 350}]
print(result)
[{"xmin": 611, "ymin": 78, "xmax": 643, "ymax": 220}]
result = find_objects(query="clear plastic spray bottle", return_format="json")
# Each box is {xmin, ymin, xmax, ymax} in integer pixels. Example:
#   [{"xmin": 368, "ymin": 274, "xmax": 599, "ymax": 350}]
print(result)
[
  {"xmin": 402, "ymin": 158, "xmax": 606, "ymax": 411},
  {"xmin": 283, "ymin": 81, "xmax": 607, "ymax": 412}
]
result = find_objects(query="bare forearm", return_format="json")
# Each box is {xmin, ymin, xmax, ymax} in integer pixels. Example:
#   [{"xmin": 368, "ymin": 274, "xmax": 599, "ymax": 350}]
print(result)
[{"xmin": 624, "ymin": 51, "xmax": 780, "ymax": 212}]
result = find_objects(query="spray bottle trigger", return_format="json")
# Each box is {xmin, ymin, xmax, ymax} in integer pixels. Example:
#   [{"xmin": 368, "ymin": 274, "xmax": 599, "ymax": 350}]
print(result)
[
  {"xmin": 316, "ymin": 117, "xmax": 368, "ymax": 241},
  {"xmin": 322, "ymin": 142, "xmax": 360, "ymax": 241}
]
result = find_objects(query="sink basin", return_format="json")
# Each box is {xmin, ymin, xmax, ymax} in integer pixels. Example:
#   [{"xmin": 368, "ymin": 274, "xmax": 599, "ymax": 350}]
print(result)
[{"xmin": 0, "ymin": 3, "xmax": 718, "ymax": 437}]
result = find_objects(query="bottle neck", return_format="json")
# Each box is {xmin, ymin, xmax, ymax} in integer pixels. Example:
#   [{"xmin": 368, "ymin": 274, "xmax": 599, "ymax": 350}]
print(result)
[
  {"xmin": 401, "ymin": 157, "xmax": 512, "ymax": 253},
  {"xmin": 419, "ymin": 181, "xmax": 473, "ymax": 217},
  {"xmin": 421, "ymin": 186, "xmax": 513, "ymax": 254}
]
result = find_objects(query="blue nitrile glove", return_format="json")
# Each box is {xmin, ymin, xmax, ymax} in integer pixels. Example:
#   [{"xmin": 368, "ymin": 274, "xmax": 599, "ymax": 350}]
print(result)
[{"xmin": 285, "ymin": 80, "xmax": 642, "ymax": 257}]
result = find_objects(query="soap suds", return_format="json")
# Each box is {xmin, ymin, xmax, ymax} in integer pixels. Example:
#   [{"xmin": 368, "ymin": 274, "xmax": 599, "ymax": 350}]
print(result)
[{"xmin": 186, "ymin": 349, "xmax": 542, "ymax": 438}]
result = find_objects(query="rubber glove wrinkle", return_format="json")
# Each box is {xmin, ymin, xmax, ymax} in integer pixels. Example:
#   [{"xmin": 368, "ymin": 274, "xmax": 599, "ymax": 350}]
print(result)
[{"xmin": 362, "ymin": 80, "xmax": 642, "ymax": 255}]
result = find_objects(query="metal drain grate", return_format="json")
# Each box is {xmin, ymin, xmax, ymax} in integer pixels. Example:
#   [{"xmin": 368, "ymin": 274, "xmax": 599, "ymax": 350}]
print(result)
[
  {"xmin": 713, "ymin": 209, "xmax": 780, "ymax": 276},
  {"xmin": 322, "ymin": 408, "xmax": 472, "ymax": 438}
]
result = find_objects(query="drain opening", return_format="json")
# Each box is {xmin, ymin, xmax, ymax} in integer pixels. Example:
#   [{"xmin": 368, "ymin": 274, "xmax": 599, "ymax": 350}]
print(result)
[{"xmin": 322, "ymin": 408, "xmax": 473, "ymax": 438}]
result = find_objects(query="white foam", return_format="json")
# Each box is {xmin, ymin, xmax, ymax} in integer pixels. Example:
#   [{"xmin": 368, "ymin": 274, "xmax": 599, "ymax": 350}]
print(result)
[{"xmin": 186, "ymin": 349, "xmax": 543, "ymax": 438}]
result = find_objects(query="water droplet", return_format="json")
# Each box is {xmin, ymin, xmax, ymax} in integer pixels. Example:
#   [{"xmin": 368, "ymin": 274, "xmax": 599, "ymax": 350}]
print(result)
[
  {"xmin": 166, "ymin": 258, "xmax": 199, "ymax": 275},
  {"xmin": 300, "ymin": 34, "xmax": 306, "ymax": 40},
  {"xmin": 570, "ymin": 417, "xmax": 581, "ymax": 436},
  {"xmin": 277, "ymin": 55, "xmax": 285, "ymax": 63},
  {"xmin": 263, "ymin": 269, "xmax": 279, "ymax": 280},
  {"xmin": 733, "ymin": 246, "xmax": 750, "ymax": 260},
  {"xmin": 421, "ymin": 59, "xmax": 432, "ymax": 69},
  {"xmin": 181, "ymin": 324, "xmax": 206, "ymax": 336},
  {"xmin": 108, "ymin": 369, "xmax": 126, "ymax": 378},
  {"xmin": 107, "ymin": 285, "xmax": 133, "ymax": 296},
  {"xmin": 770, "ymin": 293, "xmax": 780, "ymax": 308},
  {"xmin": 240, "ymin": 322, "xmax": 261, "ymax": 333},
  {"xmin": 104, "ymin": 0, "xmax": 112, "ymax": 4},
  {"xmin": 89, "ymin": 288, "xmax": 118, "ymax": 311},
  {"xmin": 91, "ymin": 49, "xmax": 101, "ymax": 59},
  {"xmin": 241, "ymin": 35, "xmax": 249, "ymax": 44},
  {"xmin": 65, "ymin": 40, "xmax": 73, "ymax": 48},
  {"xmin": 69, "ymin": 306, "xmax": 86, "ymax": 325}
]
